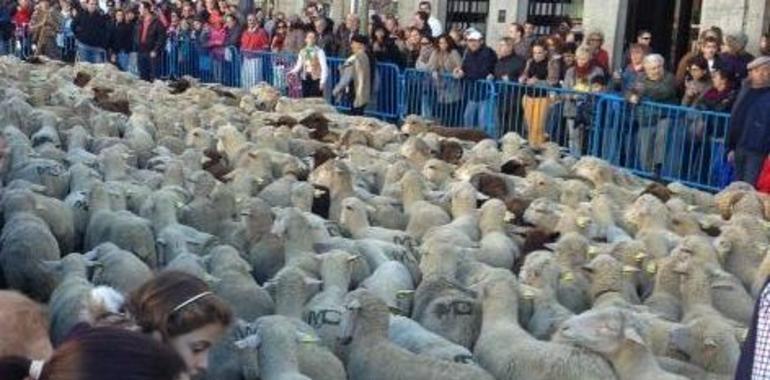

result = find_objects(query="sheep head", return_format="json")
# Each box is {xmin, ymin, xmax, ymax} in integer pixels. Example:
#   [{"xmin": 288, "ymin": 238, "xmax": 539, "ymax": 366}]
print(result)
[
  {"xmin": 519, "ymin": 250, "xmax": 560, "ymax": 290},
  {"xmin": 547, "ymin": 232, "xmax": 589, "ymax": 269},
  {"xmin": 340, "ymin": 289, "xmax": 390, "ymax": 343},
  {"xmin": 422, "ymin": 159, "xmax": 454, "ymax": 187},
  {"xmin": 479, "ymin": 198, "xmax": 507, "ymax": 234},
  {"xmin": 625, "ymin": 194, "xmax": 669, "ymax": 230},
  {"xmin": 556, "ymin": 307, "xmax": 645, "ymax": 356}
]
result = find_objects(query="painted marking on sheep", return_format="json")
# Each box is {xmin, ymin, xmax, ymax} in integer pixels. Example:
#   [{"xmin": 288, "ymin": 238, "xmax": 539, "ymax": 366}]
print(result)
[
  {"xmin": 306, "ymin": 309, "xmax": 342, "ymax": 328},
  {"xmin": 324, "ymin": 222, "xmax": 342, "ymax": 237},
  {"xmin": 36, "ymin": 165, "xmax": 63, "ymax": 177},
  {"xmin": 453, "ymin": 354, "xmax": 475, "ymax": 364},
  {"xmin": 392, "ymin": 236, "xmax": 417, "ymax": 254},
  {"xmin": 233, "ymin": 323, "xmax": 259, "ymax": 342}
]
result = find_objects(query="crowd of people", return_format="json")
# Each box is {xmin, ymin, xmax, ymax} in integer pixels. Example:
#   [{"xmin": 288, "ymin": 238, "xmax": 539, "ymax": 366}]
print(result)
[{"xmin": 2, "ymin": 0, "xmax": 770, "ymax": 180}]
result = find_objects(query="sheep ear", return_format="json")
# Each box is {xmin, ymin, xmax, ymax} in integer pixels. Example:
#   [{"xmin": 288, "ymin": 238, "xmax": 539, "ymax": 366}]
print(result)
[
  {"xmin": 366, "ymin": 204, "xmax": 376, "ymax": 215},
  {"xmin": 304, "ymin": 277, "xmax": 323, "ymax": 287},
  {"xmin": 395, "ymin": 290, "xmax": 415, "ymax": 299},
  {"xmin": 83, "ymin": 250, "xmax": 98, "ymax": 261},
  {"xmin": 235, "ymin": 333, "xmax": 261, "ymax": 350},
  {"xmin": 347, "ymin": 254, "xmax": 362, "ymax": 263},
  {"xmin": 623, "ymin": 326, "xmax": 645, "ymax": 345},
  {"xmin": 543, "ymin": 243, "xmax": 557, "ymax": 251},
  {"xmin": 262, "ymin": 280, "xmax": 277, "ymax": 293},
  {"xmin": 621, "ymin": 265, "xmax": 640, "ymax": 274}
]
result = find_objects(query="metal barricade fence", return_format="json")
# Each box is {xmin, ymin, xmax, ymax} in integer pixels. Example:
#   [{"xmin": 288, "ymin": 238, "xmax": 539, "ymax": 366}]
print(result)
[
  {"xmin": 403, "ymin": 69, "xmax": 496, "ymax": 135},
  {"xmin": 591, "ymin": 94, "xmax": 731, "ymax": 191}
]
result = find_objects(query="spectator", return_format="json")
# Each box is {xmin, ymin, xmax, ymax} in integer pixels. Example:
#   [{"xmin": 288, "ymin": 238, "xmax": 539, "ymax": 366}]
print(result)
[
  {"xmin": 681, "ymin": 56, "xmax": 711, "ymax": 106},
  {"xmin": 761, "ymin": 32, "xmax": 769, "ymax": 56},
  {"xmin": 107, "ymin": 8, "xmax": 133, "ymax": 70},
  {"xmin": 507, "ymin": 22, "xmax": 529, "ymax": 58},
  {"xmin": 283, "ymin": 16, "xmax": 305, "ymax": 53},
  {"xmin": 726, "ymin": 56, "xmax": 770, "ymax": 185},
  {"xmin": 416, "ymin": 34, "xmax": 434, "ymax": 117},
  {"xmin": 402, "ymin": 27, "xmax": 421, "ymax": 68},
  {"xmin": 613, "ymin": 43, "xmax": 648, "ymax": 92},
  {"xmin": 449, "ymin": 26, "xmax": 464, "ymax": 55},
  {"xmin": 699, "ymin": 36, "xmax": 722, "ymax": 74},
  {"xmin": 56, "ymin": 0, "xmax": 76, "ymax": 61},
  {"xmin": 240, "ymin": 12, "xmax": 269, "ymax": 88},
  {"xmin": 314, "ymin": 17, "xmax": 335, "ymax": 55},
  {"xmin": 372, "ymin": 25, "xmax": 401, "ymax": 65},
  {"xmin": 676, "ymin": 29, "xmax": 720, "ymax": 88},
  {"xmin": 134, "ymin": 1, "xmax": 165, "ymax": 82},
  {"xmin": 223, "ymin": 13, "xmax": 241, "ymax": 48},
  {"xmin": 29, "ymin": 0, "xmax": 61, "ymax": 59},
  {"xmin": 545, "ymin": 35, "xmax": 569, "ymax": 81},
  {"xmin": 561, "ymin": 42, "xmax": 577, "ymax": 76},
  {"xmin": 384, "ymin": 13, "xmax": 400, "ymax": 41},
  {"xmin": 720, "ymin": 33, "xmax": 754, "ymax": 84},
  {"xmin": 427, "ymin": 33, "xmax": 462, "ymax": 120},
  {"xmin": 0, "ymin": 0, "xmax": 14, "ymax": 55},
  {"xmin": 585, "ymin": 29, "xmax": 609, "ymax": 73},
  {"xmin": 413, "ymin": 10, "xmax": 431, "ymax": 38},
  {"xmin": 334, "ymin": 34, "xmax": 372, "ymax": 115},
  {"xmin": 203, "ymin": 0, "xmax": 222, "ymax": 26},
  {"xmin": 12, "ymin": 0, "xmax": 32, "ymax": 29},
  {"xmin": 494, "ymin": 36, "xmax": 525, "ymax": 81},
  {"xmin": 72, "ymin": 0, "xmax": 108, "ymax": 63},
  {"xmin": 334, "ymin": 13, "xmax": 358, "ymax": 57},
  {"xmin": 520, "ymin": 41, "xmax": 554, "ymax": 147},
  {"xmin": 418, "ymin": 0, "xmax": 441, "ymax": 38},
  {"xmin": 523, "ymin": 21, "xmax": 536, "ymax": 47},
  {"xmin": 0, "ymin": 327, "xmax": 188, "ymax": 380},
  {"xmin": 627, "ymin": 54, "xmax": 677, "ymax": 177},
  {"xmin": 180, "ymin": 3, "xmax": 195, "ymax": 21},
  {"xmin": 270, "ymin": 19, "xmax": 286, "ymax": 51},
  {"xmin": 623, "ymin": 29, "xmax": 652, "ymax": 64},
  {"xmin": 694, "ymin": 69, "xmax": 737, "ymax": 112},
  {"xmin": 563, "ymin": 46, "xmax": 605, "ymax": 156},
  {"xmin": 453, "ymin": 30, "xmax": 496, "ymax": 132},
  {"xmin": 290, "ymin": 30, "xmax": 328, "ymax": 97}
]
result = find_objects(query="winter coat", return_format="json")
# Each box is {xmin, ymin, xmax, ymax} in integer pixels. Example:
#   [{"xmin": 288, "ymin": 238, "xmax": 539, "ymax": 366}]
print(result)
[
  {"xmin": 727, "ymin": 85, "xmax": 770, "ymax": 154},
  {"xmin": 72, "ymin": 8, "xmax": 108, "ymax": 47},
  {"xmin": 108, "ymin": 20, "xmax": 134, "ymax": 53},
  {"xmin": 334, "ymin": 50, "xmax": 371, "ymax": 108},
  {"xmin": 240, "ymin": 26, "xmax": 268, "ymax": 52},
  {"xmin": 133, "ymin": 15, "xmax": 165, "ymax": 54},
  {"xmin": 29, "ymin": 6, "xmax": 61, "ymax": 57},
  {"xmin": 494, "ymin": 53, "xmax": 526, "ymax": 81},
  {"xmin": 427, "ymin": 49, "xmax": 462, "ymax": 103}
]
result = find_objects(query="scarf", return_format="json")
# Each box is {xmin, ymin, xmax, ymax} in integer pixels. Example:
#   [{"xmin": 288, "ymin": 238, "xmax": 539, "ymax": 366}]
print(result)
[{"xmin": 574, "ymin": 62, "xmax": 595, "ymax": 79}]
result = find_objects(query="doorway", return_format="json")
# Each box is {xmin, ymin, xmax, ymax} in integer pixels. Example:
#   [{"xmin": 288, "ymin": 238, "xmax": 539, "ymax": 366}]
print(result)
[
  {"xmin": 445, "ymin": 0, "xmax": 489, "ymax": 33},
  {"xmin": 624, "ymin": 0, "xmax": 698, "ymax": 69}
]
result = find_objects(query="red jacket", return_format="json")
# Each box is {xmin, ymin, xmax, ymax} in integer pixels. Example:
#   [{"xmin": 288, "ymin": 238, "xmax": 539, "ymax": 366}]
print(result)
[
  {"xmin": 593, "ymin": 49, "xmax": 610, "ymax": 73},
  {"xmin": 12, "ymin": 5, "xmax": 31, "ymax": 26},
  {"xmin": 240, "ymin": 27, "xmax": 269, "ymax": 52}
]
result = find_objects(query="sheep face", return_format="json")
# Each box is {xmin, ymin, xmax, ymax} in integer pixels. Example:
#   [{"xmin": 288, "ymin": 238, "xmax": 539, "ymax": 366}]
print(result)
[
  {"xmin": 557, "ymin": 308, "xmax": 639, "ymax": 356},
  {"xmin": 523, "ymin": 198, "xmax": 565, "ymax": 230},
  {"xmin": 669, "ymin": 319, "xmax": 741, "ymax": 374},
  {"xmin": 625, "ymin": 194, "xmax": 668, "ymax": 229},
  {"xmin": 339, "ymin": 198, "xmax": 372, "ymax": 229},
  {"xmin": 422, "ymin": 159, "xmax": 452, "ymax": 186},
  {"xmin": 519, "ymin": 251, "xmax": 558, "ymax": 289}
]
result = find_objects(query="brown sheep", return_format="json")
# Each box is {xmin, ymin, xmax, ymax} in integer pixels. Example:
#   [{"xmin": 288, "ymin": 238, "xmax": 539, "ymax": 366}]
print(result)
[
  {"xmin": 438, "ymin": 140, "xmax": 464, "ymax": 165},
  {"xmin": 0, "ymin": 291, "xmax": 53, "ymax": 360},
  {"xmin": 402, "ymin": 115, "xmax": 490, "ymax": 142}
]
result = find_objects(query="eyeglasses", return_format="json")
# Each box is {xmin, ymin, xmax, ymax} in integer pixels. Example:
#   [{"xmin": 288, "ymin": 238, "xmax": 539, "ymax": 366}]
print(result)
[
  {"xmin": 589, "ymin": 38, "xmax": 602, "ymax": 42},
  {"xmin": 421, "ymin": 41, "xmax": 431, "ymax": 45}
]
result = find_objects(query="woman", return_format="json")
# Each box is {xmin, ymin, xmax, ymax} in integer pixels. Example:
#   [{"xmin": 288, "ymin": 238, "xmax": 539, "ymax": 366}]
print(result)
[
  {"xmin": 627, "ymin": 54, "xmax": 677, "ymax": 177},
  {"xmin": 585, "ymin": 30, "xmax": 609, "ymax": 73},
  {"xmin": 28, "ymin": 0, "xmax": 61, "ymax": 59},
  {"xmin": 283, "ymin": 16, "xmax": 305, "ymax": 54},
  {"xmin": 290, "ymin": 30, "xmax": 328, "ymax": 98},
  {"xmin": 203, "ymin": 16, "xmax": 226, "ymax": 82},
  {"xmin": 107, "ymin": 8, "xmax": 133, "ymax": 71},
  {"xmin": 427, "ymin": 33, "xmax": 462, "ymax": 122},
  {"xmin": 563, "ymin": 46, "xmax": 604, "ymax": 156},
  {"xmin": 695, "ymin": 69, "xmax": 737, "ymax": 112},
  {"xmin": 0, "ymin": 327, "xmax": 189, "ymax": 380},
  {"xmin": 270, "ymin": 19, "xmax": 287, "ymax": 52},
  {"xmin": 240, "ymin": 12, "xmax": 269, "ymax": 88},
  {"xmin": 676, "ymin": 29, "xmax": 720, "ymax": 88},
  {"xmin": 519, "ymin": 41, "xmax": 559, "ymax": 147},
  {"xmin": 681, "ymin": 56, "xmax": 711, "ymax": 106},
  {"xmin": 720, "ymin": 33, "xmax": 754, "ymax": 84},
  {"xmin": 333, "ymin": 34, "xmax": 373, "ymax": 115},
  {"xmin": 372, "ymin": 25, "xmax": 401, "ymax": 66},
  {"xmin": 413, "ymin": 10, "xmax": 431, "ymax": 37},
  {"xmin": 613, "ymin": 43, "xmax": 648, "ymax": 92}
]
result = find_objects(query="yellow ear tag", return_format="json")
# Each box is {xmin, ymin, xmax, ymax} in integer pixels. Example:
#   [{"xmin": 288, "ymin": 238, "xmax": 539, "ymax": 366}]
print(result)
[
  {"xmin": 634, "ymin": 252, "xmax": 648, "ymax": 262},
  {"xmin": 622, "ymin": 265, "xmax": 640, "ymax": 274},
  {"xmin": 521, "ymin": 288, "xmax": 536, "ymax": 300},
  {"xmin": 560, "ymin": 271, "xmax": 575, "ymax": 283},
  {"xmin": 504, "ymin": 211, "xmax": 516, "ymax": 223},
  {"xmin": 576, "ymin": 217, "xmax": 590, "ymax": 228},
  {"xmin": 645, "ymin": 261, "xmax": 658, "ymax": 274},
  {"xmin": 588, "ymin": 246, "xmax": 600, "ymax": 258}
]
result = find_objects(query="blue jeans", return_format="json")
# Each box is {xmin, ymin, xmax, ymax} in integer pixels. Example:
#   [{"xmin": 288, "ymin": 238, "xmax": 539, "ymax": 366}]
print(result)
[
  {"xmin": 77, "ymin": 42, "xmax": 105, "ymax": 63},
  {"xmin": 116, "ymin": 52, "xmax": 130, "ymax": 71},
  {"xmin": 735, "ymin": 149, "xmax": 765, "ymax": 185},
  {"xmin": 464, "ymin": 99, "xmax": 494, "ymax": 136},
  {"xmin": 0, "ymin": 38, "xmax": 8, "ymax": 55}
]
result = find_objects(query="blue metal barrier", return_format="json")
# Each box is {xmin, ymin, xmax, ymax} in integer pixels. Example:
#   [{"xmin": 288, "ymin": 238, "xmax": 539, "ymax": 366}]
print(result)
[
  {"xmin": 403, "ymin": 69, "xmax": 496, "ymax": 135},
  {"xmin": 591, "ymin": 94, "xmax": 730, "ymax": 191}
]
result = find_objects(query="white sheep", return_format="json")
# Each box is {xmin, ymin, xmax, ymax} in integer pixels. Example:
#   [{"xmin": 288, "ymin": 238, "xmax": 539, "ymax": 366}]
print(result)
[{"xmin": 476, "ymin": 199, "xmax": 519, "ymax": 269}]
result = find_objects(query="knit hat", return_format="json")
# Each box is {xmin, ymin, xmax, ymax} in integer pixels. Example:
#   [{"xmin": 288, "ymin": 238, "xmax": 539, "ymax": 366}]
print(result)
[
  {"xmin": 466, "ymin": 30, "xmax": 483, "ymax": 41},
  {"xmin": 748, "ymin": 56, "xmax": 770, "ymax": 70}
]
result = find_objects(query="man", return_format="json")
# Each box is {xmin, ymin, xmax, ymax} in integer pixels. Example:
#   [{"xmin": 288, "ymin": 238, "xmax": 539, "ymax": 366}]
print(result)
[
  {"xmin": 418, "ymin": 0, "xmax": 441, "ymax": 38},
  {"xmin": 700, "ymin": 36, "xmax": 722, "ymax": 74},
  {"xmin": 507, "ymin": 22, "xmax": 529, "ymax": 58},
  {"xmin": 133, "ymin": 1, "xmax": 165, "ymax": 81},
  {"xmin": 636, "ymin": 29, "xmax": 652, "ymax": 49},
  {"xmin": 523, "ymin": 21, "xmax": 536, "ymax": 47},
  {"xmin": 334, "ymin": 13, "xmax": 358, "ymax": 57},
  {"xmin": 726, "ymin": 56, "xmax": 770, "ymax": 186},
  {"xmin": 71, "ymin": 0, "xmax": 108, "ymax": 63},
  {"xmin": 315, "ymin": 17, "xmax": 336, "ymax": 56},
  {"xmin": 333, "ymin": 34, "xmax": 372, "ymax": 116},
  {"xmin": 453, "ymin": 30, "xmax": 496, "ymax": 134},
  {"xmin": 29, "ymin": 0, "xmax": 62, "ymax": 59}
]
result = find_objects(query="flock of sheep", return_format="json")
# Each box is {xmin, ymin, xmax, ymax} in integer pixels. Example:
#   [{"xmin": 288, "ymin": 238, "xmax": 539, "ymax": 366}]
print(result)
[{"xmin": 0, "ymin": 54, "xmax": 767, "ymax": 380}]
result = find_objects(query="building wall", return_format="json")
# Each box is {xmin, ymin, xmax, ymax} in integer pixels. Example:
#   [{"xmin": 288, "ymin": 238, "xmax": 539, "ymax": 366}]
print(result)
[
  {"xmin": 688, "ymin": 0, "xmax": 768, "ymax": 55},
  {"xmin": 581, "ymin": 0, "xmax": 628, "ymax": 70},
  {"xmin": 485, "ymin": 0, "xmax": 528, "ymax": 44}
]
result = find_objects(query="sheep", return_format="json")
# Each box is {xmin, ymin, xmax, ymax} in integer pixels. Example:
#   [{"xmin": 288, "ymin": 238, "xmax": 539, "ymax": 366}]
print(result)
[
  {"xmin": 556, "ymin": 307, "xmax": 687, "ymax": 380},
  {"xmin": 0, "ymin": 189, "xmax": 60, "ymax": 301},
  {"xmin": 473, "ymin": 268, "xmax": 617, "ymax": 380},
  {"xmin": 340, "ymin": 197, "xmax": 417, "ymax": 254},
  {"xmin": 582, "ymin": 254, "xmax": 640, "ymax": 309},
  {"xmin": 518, "ymin": 251, "xmax": 573, "ymax": 340},
  {"xmin": 303, "ymin": 250, "xmax": 358, "ymax": 354},
  {"xmin": 361, "ymin": 260, "xmax": 415, "ymax": 315},
  {"xmin": 235, "ymin": 315, "xmax": 315, "ymax": 380},
  {"xmin": 207, "ymin": 245, "xmax": 276, "ymax": 320},
  {"xmin": 4, "ymin": 142, "xmax": 70, "ymax": 199},
  {"xmin": 85, "ymin": 242, "xmax": 153, "ymax": 294},
  {"xmin": 399, "ymin": 170, "xmax": 451, "ymax": 240},
  {"xmin": 411, "ymin": 277, "xmax": 481, "ymax": 349},
  {"xmin": 642, "ymin": 256, "xmax": 682, "ymax": 322},
  {"xmin": 339, "ymin": 288, "xmax": 495, "ymax": 380},
  {"xmin": 387, "ymin": 315, "xmax": 477, "ymax": 364},
  {"xmin": 668, "ymin": 317, "xmax": 742, "ymax": 376},
  {"xmin": 547, "ymin": 232, "xmax": 592, "ymax": 313},
  {"xmin": 84, "ymin": 182, "xmax": 157, "ymax": 268},
  {"xmin": 714, "ymin": 224, "xmax": 767, "ymax": 293},
  {"xmin": 476, "ymin": 198, "xmax": 519, "ymax": 269},
  {"xmin": 6, "ymin": 179, "xmax": 77, "ymax": 254},
  {"xmin": 0, "ymin": 290, "xmax": 53, "ymax": 360}
]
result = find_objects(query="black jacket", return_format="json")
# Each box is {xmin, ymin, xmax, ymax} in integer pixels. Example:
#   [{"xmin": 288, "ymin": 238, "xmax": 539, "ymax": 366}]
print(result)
[
  {"xmin": 72, "ymin": 8, "xmax": 109, "ymax": 47},
  {"xmin": 133, "ymin": 16, "xmax": 165, "ymax": 54},
  {"xmin": 461, "ymin": 45, "xmax": 497, "ymax": 81},
  {"xmin": 108, "ymin": 20, "xmax": 135, "ymax": 53},
  {"xmin": 494, "ymin": 53, "xmax": 525, "ymax": 80}
]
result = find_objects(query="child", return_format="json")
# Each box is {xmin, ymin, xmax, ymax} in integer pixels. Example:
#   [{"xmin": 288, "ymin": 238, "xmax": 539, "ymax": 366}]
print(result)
[{"xmin": 570, "ymin": 75, "xmax": 607, "ymax": 156}]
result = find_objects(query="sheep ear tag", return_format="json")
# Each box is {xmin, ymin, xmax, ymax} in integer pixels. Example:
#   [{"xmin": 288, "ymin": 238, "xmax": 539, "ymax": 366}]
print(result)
[
  {"xmin": 645, "ymin": 262, "xmax": 658, "ymax": 274},
  {"xmin": 296, "ymin": 332, "xmax": 319, "ymax": 344}
]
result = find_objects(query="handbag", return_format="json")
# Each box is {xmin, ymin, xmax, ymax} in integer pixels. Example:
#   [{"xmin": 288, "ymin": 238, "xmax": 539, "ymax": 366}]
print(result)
[{"xmin": 756, "ymin": 157, "xmax": 770, "ymax": 193}]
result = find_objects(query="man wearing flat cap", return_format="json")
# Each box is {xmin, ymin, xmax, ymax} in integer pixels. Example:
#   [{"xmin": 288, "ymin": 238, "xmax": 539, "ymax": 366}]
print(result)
[
  {"xmin": 725, "ymin": 56, "xmax": 770, "ymax": 187},
  {"xmin": 733, "ymin": 58, "xmax": 770, "ymax": 379}
]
